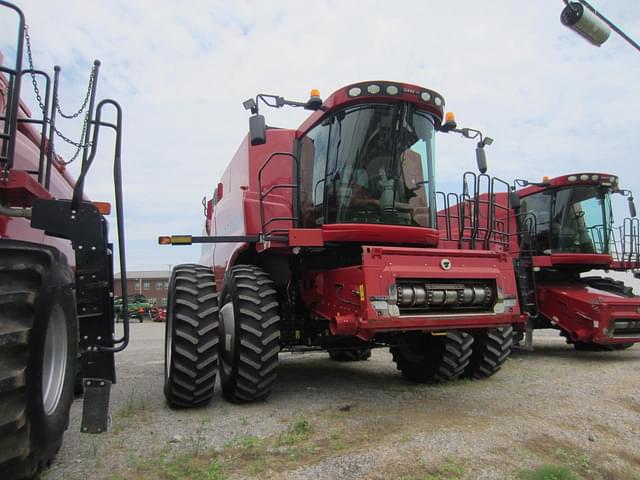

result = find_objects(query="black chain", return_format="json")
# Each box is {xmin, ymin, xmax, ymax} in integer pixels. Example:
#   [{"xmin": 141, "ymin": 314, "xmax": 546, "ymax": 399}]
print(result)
[{"xmin": 24, "ymin": 24, "xmax": 94, "ymax": 164}]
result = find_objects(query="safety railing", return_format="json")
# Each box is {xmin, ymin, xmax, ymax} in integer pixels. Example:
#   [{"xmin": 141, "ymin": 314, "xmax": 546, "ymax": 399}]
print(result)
[
  {"xmin": 436, "ymin": 172, "xmax": 513, "ymax": 251},
  {"xmin": 257, "ymin": 152, "xmax": 299, "ymax": 241}
]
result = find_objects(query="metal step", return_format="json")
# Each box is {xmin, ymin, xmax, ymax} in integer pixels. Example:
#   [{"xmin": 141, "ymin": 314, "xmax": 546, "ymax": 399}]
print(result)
[{"xmin": 80, "ymin": 379, "xmax": 111, "ymax": 433}]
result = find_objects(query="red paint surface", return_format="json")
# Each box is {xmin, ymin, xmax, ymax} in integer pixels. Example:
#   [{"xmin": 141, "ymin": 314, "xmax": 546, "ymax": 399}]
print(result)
[{"xmin": 537, "ymin": 282, "xmax": 640, "ymax": 344}]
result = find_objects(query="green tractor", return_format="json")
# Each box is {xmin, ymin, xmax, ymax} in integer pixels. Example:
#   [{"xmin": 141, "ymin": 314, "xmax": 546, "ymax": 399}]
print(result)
[{"xmin": 115, "ymin": 294, "xmax": 153, "ymax": 322}]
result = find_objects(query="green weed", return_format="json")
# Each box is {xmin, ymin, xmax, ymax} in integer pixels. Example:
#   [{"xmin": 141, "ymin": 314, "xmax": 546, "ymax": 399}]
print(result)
[{"xmin": 517, "ymin": 464, "xmax": 579, "ymax": 480}]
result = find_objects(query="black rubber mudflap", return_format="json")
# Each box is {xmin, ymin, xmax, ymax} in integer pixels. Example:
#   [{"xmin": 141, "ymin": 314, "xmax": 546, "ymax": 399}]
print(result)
[{"xmin": 80, "ymin": 379, "xmax": 112, "ymax": 433}]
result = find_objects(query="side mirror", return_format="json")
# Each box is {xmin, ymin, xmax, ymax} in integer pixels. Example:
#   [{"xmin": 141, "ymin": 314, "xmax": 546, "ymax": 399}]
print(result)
[
  {"xmin": 629, "ymin": 196, "xmax": 637, "ymax": 218},
  {"xmin": 249, "ymin": 114, "xmax": 266, "ymax": 146},
  {"xmin": 510, "ymin": 191, "xmax": 521, "ymax": 210},
  {"xmin": 475, "ymin": 146, "xmax": 488, "ymax": 174}
]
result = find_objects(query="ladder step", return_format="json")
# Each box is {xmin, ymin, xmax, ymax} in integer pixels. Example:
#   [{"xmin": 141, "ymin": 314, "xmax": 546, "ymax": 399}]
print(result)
[{"xmin": 81, "ymin": 379, "xmax": 112, "ymax": 433}]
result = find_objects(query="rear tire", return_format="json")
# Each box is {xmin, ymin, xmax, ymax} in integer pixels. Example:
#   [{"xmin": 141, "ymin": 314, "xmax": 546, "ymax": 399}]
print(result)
[
  {"xmin": 0, "ymin": 242, "xmax": 77, "ymax": 480},
  {"xmin": 328, "ymin": 348, "xmax": 372, "ymax": 362},
  {"xmin": 464, "ymin": 327, "xmax": 513, "ymax": 379},
  {"xmin": 164, "ymin": 264, "xmax": 219, "ymax": 408},
  {"xmin": 390, "ymin": 331, "xmax": 473, "ymax": 383},
  {"xmin": 219, "ymin": 265, "xmax": 280, "ymax": 403}
]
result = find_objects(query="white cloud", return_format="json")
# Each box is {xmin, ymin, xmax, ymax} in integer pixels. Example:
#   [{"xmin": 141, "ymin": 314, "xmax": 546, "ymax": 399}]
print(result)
[{"xmin": 4, "ymin": 0, "xmax": 640, "ymax": 271}]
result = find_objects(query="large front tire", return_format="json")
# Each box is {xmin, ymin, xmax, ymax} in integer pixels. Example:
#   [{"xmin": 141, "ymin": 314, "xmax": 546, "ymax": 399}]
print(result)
[
  {"xmin": 0, "ymin": 242, "xmax": 77, "ymax": 480},
  {"xmin": 219, "ymin": 265, "xmax": 281, "ymax": 403},
  {"xmin": 464, "ymin": 327, "xmax": 513, "ymax": 379},
  {"xmin": 164, "ymin": 264, "xmax": 219, "ymax": 408},
  {"xmin": 390, "ymin": 331, "xmax": 473, "ymax": 383}
]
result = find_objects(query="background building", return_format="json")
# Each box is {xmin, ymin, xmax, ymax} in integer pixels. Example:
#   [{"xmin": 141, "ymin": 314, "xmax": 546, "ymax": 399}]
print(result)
[{"xmin": 114, "ymin": 271, "xmax": 170, "ymax": 306}]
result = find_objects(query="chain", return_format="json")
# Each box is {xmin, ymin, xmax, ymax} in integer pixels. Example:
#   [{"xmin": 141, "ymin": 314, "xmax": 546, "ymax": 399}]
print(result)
[
  {"xmin": 23, "ymin": 24, "xmax": 93, "ymax": 164},
  {"xmin": 55, "ymin": 67, "xmax": 95, "ymax": 119},
  {"xmin": 24, "ymin": 24, "xmax": 46, "ymax": 112}
]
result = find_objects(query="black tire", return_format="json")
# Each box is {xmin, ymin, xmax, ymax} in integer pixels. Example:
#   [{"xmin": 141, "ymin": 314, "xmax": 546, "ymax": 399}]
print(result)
[
  {"xmin": 328, "ymin": 348, "xmax": 372, "ymax": 362},
  {"xmin": 390, "ymin": 331, "xmax": 473, "ymax": 383},
  {"xmin": 613, "ymin": 343, "xmax": 634, "ymax": 350},
  {"xmin": 219, "ymin": 265, "xmax": 280, "ymax": 403},
  {"xmin": 582, "ymin": 276, "xmax": 635, "ymax": 297},
  {"xmin": 0, "ymin": 241, "xmax": 78, "ymax": 480},
  {"xmin": 164, "ymin": 264, "xmax": 219, "ymax": 408},
  {"xmin": 464, "ymin": 327, "xmax": 513, "ymax": 379}
]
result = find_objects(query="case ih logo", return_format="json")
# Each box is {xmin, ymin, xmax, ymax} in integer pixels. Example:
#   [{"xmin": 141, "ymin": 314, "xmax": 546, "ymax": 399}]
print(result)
[{"xmin": 440, "ymin": 258, "xmax": 452, "ymax": 270}]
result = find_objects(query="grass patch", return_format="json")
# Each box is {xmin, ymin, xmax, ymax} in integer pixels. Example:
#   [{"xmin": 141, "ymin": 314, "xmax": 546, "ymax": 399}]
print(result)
[
  {"xmin": 517, "ymin": 464, "xmax": 578, "ymax": 480},
  {"xmin": 112, "ymin": 388, "xmax": 152, "ymax": 433},
  {"xmin": 112, "ymin": 399, "xmax": 484, "ymax": 479},
  {"xmin": 127, "ymin": 448, "xmax": 226, "ymax": 480},
  {"xmin": 275, "ymin": 416, "xmax": 314, "ymax": 446},
  {"xmin": 383, "ymin": 456, "xmax": 465, "ymax": 480}
]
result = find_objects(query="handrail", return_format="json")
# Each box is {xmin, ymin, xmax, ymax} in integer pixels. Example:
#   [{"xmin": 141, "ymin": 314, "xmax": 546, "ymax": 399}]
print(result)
[{"xmin": 257, "ymin": 151, "xmax": 299, "ymax": 239}]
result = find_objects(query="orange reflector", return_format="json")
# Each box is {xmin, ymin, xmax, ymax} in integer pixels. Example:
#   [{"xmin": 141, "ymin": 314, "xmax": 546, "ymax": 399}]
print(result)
[
  {"xmin": 94, "ymin": 202, "xmax": 111, "ymax": 215},
  {"xmin": 542, "ymin": 176, "xmax": 550, "ymax": 182},
  {"xmin": 310, "ymin": 88, "xmax": 320, "ymax": 97},
  {"xmin": 445, "ymin": 111, "xmax": 456, "ymax": 123},
  {"xmin": 158, "ymin": 236, "xmax": 172, "ymax": 245}
]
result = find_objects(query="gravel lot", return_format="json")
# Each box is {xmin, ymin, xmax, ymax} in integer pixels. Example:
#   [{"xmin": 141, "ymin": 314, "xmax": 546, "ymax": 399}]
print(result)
[{"xmin": 44, "ymin": 322, "xmax": 640, "ymax": 480}]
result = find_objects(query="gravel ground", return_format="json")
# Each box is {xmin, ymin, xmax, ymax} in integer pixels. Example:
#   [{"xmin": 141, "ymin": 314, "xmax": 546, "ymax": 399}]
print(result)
[{"xmin": 43, "ymin": 322, "xmax": 640, "ymax": 480}]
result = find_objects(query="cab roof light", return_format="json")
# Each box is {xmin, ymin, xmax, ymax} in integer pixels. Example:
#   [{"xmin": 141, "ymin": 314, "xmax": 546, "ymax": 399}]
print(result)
[
  {"xmin": 305, "ymin": 89, "xmax": 323, "ymax": 110},
  {"xmin": 441, "ymin": 111, "xmax": 457, "ymax": 132}
]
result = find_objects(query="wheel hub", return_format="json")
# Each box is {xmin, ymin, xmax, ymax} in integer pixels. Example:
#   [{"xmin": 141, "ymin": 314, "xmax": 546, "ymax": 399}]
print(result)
[
  {"xmin": 42, "ymin": 304, "xmax": 68, "ymax": 416},
  {"xmin": 219, "ymin": 301, "xmax": 236, "ymax": 374}
]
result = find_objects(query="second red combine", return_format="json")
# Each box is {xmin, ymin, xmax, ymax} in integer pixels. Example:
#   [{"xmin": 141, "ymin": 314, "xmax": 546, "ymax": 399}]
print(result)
[{"xmin": 160, "ymin": 81, "xmax": 522, "ymax": 407}]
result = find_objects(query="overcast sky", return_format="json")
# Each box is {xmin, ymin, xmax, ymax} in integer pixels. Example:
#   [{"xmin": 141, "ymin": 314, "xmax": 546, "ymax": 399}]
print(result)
[{"xmin": 2, "ymin": 1, "xmax": 640, "ymax": 277}]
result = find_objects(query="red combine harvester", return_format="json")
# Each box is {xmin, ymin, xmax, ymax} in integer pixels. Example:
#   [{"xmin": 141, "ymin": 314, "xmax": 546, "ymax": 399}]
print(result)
[
  {"xmin": 0, "ymin": 2, "xmax": 127, "ymax": 478},
  {"xmin": 512, "ymin": 173, "xmax": 640, "ymax": 350},
  {"xmin": 160, "ymin": 81, "xmax": 522, "ymax": 407}
]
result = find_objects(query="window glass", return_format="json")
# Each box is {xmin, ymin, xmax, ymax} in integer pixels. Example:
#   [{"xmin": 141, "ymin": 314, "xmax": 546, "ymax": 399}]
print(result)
[{"xmin": 299, "ymin": 103, "xmax": 436, "ymax": 228}]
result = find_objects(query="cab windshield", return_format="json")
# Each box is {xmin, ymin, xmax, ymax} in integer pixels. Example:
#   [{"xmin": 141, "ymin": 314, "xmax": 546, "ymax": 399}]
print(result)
[
  {"xmin": 521, "ymin": 185, "xmax": 613, "ymax": 254},
  {"xmin": 298, "ymin": 103, "xmax": 437, "ymax": 228}
]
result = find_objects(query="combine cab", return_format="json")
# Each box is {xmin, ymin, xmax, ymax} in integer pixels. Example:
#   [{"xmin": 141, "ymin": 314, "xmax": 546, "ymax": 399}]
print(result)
[
  {"xmin": 512, "ymin": 173, "xmax": 640, "ymax": 350},
  {"xmin": 160, "ymin": 81, "xmax": 522, "ymax": 408},
  {"xmin": 0, "ymin": 2, "xmax": 127, "ymax": 478}
]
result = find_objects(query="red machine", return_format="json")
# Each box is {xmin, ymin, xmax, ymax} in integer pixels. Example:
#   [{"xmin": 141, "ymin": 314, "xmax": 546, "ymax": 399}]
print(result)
[
  {"xmin": 161, "ymin": 81, "xmax": 521, "ymax": 408},
  {"xmin": 512, "ymin": 173, "xmax": 640, "ymax": 350},
  {"xmin": 0, "ymin": 2, "xmax": 127, "ymax": 478}
]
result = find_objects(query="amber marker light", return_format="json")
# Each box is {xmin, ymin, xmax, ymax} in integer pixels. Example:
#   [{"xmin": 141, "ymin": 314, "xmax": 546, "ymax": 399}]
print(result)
[
  {"xmin": 93, "ymin": 202, "xmax": 111, "ymax": 215},
  {"xmin": 441, "ymin": 111, "xmax": 457, "ymax": 132},
  {"xmin": 310, "ymin": 88, "xmax": 320, "ymax": 97},
  {"xmin": 158, "ymin": 236, "xmax": 171, "ymax": 245}
]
